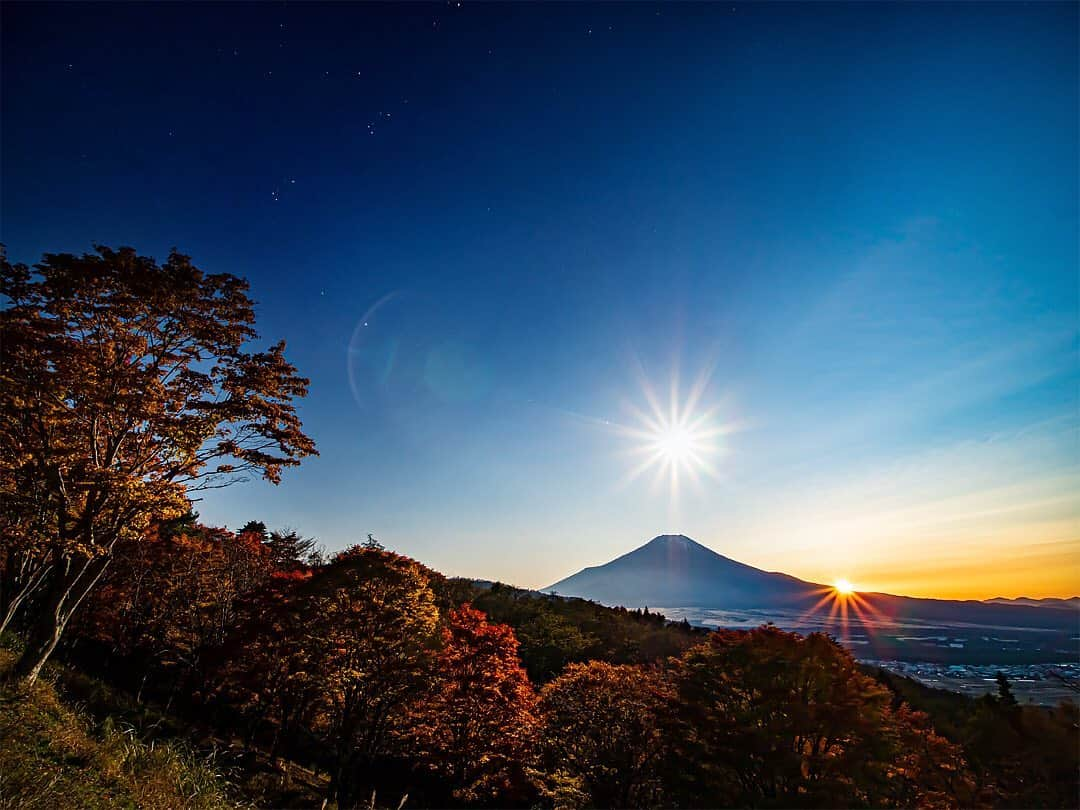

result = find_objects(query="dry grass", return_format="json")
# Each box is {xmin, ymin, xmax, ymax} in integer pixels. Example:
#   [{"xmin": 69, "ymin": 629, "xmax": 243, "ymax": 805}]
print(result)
[{"xmin": 0, "ymin": 649, "xmax": 239, "ymax": 810}]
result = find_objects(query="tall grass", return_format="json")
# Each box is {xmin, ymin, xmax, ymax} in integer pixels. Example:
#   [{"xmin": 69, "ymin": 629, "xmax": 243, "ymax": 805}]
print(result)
[{"xmin": 0, "ymin": 649, "xmax": 240, "ymax": 809}]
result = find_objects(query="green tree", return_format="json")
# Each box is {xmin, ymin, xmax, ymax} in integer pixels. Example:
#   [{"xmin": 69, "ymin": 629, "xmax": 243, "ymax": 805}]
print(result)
[
  {"xmin": 264, "ymin": 527, "xmax": 318, "ymax": 570},
  {"xmin": 995, "ymin": 672, "xmax": 1017, "ymax": 707}
]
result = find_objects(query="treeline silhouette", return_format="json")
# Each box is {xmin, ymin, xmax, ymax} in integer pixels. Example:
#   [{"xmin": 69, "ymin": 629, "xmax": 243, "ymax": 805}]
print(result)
[{"xmin": 3, "ymin": 516, "xmax": 1069, "ymax": 808}]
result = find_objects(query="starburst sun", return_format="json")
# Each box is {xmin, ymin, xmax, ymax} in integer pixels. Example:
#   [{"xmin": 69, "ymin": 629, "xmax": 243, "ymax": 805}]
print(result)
[{"xmin": 617, "ymin": 372, "xmax": 733, "ymax": 501}]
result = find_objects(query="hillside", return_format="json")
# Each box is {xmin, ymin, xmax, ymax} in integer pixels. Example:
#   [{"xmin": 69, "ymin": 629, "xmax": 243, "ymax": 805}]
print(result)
[
  {"xmin": 441, "ymin": 577, "xmax": 705, "ymax": 682},
  {"xmin": 0, "ymin": 650, "xmax": 236, "ymax": 810}
]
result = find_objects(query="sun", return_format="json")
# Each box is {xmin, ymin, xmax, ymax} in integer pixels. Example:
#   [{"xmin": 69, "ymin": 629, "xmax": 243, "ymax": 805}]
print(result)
[
  {"xmin": 652, "ymin": 423, "xmax": 698, "ymax": 465},
  {"xmin": 631, "ymin": 411, "xmax": 717, "ymax": 498},
  {"xmin": 615, "ymin": 370, "xmax": 735, "ymax": 501},
  {"xmin": 834, "ymin": 578, "xmax": 856, "ymax": 596}
]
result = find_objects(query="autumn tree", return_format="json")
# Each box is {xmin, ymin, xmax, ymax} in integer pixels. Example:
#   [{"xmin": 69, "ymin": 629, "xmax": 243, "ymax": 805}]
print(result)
[
  {"xmin": 212, "ymin": 567, "xmax": 317, "ymax": 764},
  {"xmin": 669, "ymin": 626, "xmax": 970, "ymax": 808},
  {"xmin": 264, "ymin": 527, "xmax": 319, "ymax": 571},
  {"xmin": 409, "ymin": 603, "xmax": 540, "ymax": 805},
  {"xmin": 0, "ymin": 246, "xmax": 316, "ymax": 683},
  {"xmin": 881, "ymin": 703, "xmax": 973, "ymax": 809},
  {"xmin": 0, "ymin": 490, "xmax": 53, "ymax": 636},
  {"xmin": 79, "ymin": 521, "xmax": 277, "ymax": 694},
  {"xmin": 538, "ymin": 661, "xmax": 674, "ymax": 809},
  {"xmin": 299, "ymin": 546, "xmax": 439, "ymax": 808}
]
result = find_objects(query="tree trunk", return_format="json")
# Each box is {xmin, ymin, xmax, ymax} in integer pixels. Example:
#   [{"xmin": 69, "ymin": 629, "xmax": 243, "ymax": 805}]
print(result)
[
  {"xmin": 0, "ymin": 596, "xmax": 24, "ymax": 638},
  {"xmin": 0, "ymin": 554, "xmax": 52, "ymax": 637},
  {"xmin": 11, "ymin": 553, "xmax": 111, "ymax": 685}
]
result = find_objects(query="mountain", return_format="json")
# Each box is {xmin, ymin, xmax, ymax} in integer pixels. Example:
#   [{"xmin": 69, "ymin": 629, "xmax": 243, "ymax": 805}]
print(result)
[
  {"xmin": 546, "ymin": 535, "xmax": 1078, "ymax": 632},
  {"xmin": 546, "ymin": 534, "xmax": 818, "ymax": 609},
  {"xmin": 984, "ymin": 596, "xmax": 1080, "ymax": 609}
]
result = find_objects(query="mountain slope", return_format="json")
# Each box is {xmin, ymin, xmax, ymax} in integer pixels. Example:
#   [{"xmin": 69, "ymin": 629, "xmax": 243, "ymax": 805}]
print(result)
[{"xmin": 547, "ymin": 534, "xmax": 820, "ymax": 609}]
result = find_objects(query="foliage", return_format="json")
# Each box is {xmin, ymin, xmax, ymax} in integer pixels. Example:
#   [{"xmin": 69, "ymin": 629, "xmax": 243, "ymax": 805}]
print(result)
[
  {"xmin": 0, "ymin": 246, "xmax": 315, "ymax": 683},
  {"xmin": 440, "ymin": 579, "xmax": 703, "ymax": 683},
  {"xmin": 408, "ymin": 604, "xmax": 540, "ymax": 805},
  {"xmin": 538, "ymin": 661, "xmax": 674, "ymax": 809},
  {"xmin": 875, "ymin": 666, "xmax": 1079, "ymax": 808},
  {"xmin": 213, "ymin": 568, "xmax": 318, "ymax": 765},
  {"xmin": 6, "ymin": 244, "xmax": 1049, "ymax": 809},
  {"xmin": 218, "ymin": 546, "xmax": 439, "ymax": 807},
  {"xmin": 668, "ymin": 626, "xmax": 972, "ymax": 808}
]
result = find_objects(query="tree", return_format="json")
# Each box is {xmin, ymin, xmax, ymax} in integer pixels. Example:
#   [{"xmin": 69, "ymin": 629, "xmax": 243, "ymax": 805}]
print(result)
[
  {"xmin": 409, "ymin": 604, "xmax": 539, "ymax": 805},
  {"xmin": 0, "ymin": 246, "xmax": 316, "ymax": 683},
  {"xmin": 302, "ymin": 546, "xmax": 440, "ymax": 808},
  {"xmin": 995, "ymin": 672, "xmax": 1017, "ymax": 707},
  {"xmin": 514, "ymin": 610, "xmax": 596, "ymax": 682},
  {"xmin": 213, "ymin": 567, "xmax": 317, "ymax": 764},
  {"xmin": 0, "ymin": 461, "xmax": 55, "ymax": 636},
  {"xmin": 883, "ymin": 704, "xmax": 973, "ymax": 809},
  {"xmin": 669, "ymin": 627, "xmax": 903, "ymax": 807},
  {"xmin": 76, "ymin": 520, "xmax": 275, "ymax": 703},
  {"xmin": 239, "ymin": 520, "xmax": 268, "ymax": 540},
  {"xmin": 264, "ymin": 527, "xmax": 318, "ymax": 571},
  {"xmin": 538, "ymin": 661, "xmax": 674, "ymax": 809}
]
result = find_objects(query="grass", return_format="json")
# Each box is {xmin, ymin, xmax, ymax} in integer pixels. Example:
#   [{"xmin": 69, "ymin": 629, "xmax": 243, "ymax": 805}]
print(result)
[{"xmin": 0, "ymin": 648, "xmax": 240, "ymax": 810}]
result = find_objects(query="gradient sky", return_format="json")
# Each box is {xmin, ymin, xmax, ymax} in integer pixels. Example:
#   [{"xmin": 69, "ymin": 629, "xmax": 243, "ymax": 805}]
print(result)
[{"xmin": 3, "ymin": 3, "xmax": 1077, "ymax": 599}]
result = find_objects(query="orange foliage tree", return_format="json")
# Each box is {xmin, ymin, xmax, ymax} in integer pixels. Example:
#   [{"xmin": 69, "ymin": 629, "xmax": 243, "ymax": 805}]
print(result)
[
  {"xmin": 538, "ymin": 661, "xmax": 675, "ymax": 809},
  {"xmin": 79, "ymin": 519, "xmax": 275, "ymax": 695},
  {"xmin": 0, "ymin": 247, "xmax": 316, "ymax": 683},
  {"xmin": 286, "ymin": 546, "xmax": 438, "ymax": 807},
  {"xmin": 213, "ymin": 567, "xmax": 317, "ymax": 763},
  {"xmin": 408, "ymin": 603, "xmax": 540, "ymax": 805},
  {"xmin": 669, "ymin": 626, "xmax": 973, "ymax": 808},
  {"xmin": 883, "ymin": 703, "xmax": 974, "ymax": 809}
]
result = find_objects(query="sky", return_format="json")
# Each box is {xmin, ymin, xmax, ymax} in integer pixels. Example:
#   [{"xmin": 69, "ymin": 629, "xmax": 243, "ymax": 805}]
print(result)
[{"xmin": 2, "ymin": 2, "xmax": 1077, "ymax": 599}]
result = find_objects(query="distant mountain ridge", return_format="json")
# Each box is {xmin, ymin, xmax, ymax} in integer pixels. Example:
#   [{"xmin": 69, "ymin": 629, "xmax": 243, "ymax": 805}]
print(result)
[
  {"xmin": 546, "ymin": 534, "xmax": 1078, "ymax": 631},
  {"xmin": 984, "ymin": 596, "xmax": 1080, "ymax": 609}
]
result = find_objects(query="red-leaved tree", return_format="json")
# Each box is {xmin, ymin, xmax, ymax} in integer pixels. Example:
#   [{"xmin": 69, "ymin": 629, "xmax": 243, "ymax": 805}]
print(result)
[{"xmin": 409, "ymin": 603, "xmax": 540, "ymax": 805}]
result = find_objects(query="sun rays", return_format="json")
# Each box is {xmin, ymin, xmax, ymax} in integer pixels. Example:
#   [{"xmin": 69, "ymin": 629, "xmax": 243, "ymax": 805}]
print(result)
[
  {"xmin": 614, "ymin": 365, "xmax": 737, "ymax": 503},
  {"xmin": 795, "ymin": 581, "xmax": 895, "ymax": 641}
]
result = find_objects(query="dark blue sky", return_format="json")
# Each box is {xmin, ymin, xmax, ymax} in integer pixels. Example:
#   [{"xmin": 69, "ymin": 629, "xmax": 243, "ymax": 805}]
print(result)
[{"xmin": 3, "ymin": 2, "xmax": 1077, "ymax": 596}]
